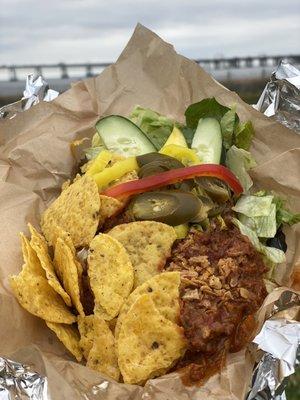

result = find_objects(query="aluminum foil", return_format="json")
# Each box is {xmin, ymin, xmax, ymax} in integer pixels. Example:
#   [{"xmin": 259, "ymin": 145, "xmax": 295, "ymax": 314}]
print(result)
[
  {"xmin": 0, "ymin": 356, "xmax": 48, "ymax": 399},
  {"xmin": 247, "ymin": 290, "xmax": 300, "ymax": 400},
  {"xmin": 255, "ymin": 61, "xmax": 300, "ymax": 132},
  {"xmin": 0, "ymin": 74, "xmax": 59, "ymax": 120}
]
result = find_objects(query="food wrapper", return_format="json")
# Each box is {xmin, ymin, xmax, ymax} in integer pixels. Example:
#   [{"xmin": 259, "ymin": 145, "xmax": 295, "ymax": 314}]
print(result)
[
  {"xmin": 255, "ymin": 60, "xmax": 300, "ymax": 132},
  {"xmin": 0, "ymin": 24, "xmax": 299, "ymax": 399},
  {"xmin": 0, "ymin": 74, "xmax": 59, "ymax": 120}
]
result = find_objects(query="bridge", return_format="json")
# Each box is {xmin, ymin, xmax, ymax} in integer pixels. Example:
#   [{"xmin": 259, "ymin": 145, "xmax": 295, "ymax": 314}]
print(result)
[{"xmin": 1, "ymin": 55, "xmax": 299, "ymax": 82}]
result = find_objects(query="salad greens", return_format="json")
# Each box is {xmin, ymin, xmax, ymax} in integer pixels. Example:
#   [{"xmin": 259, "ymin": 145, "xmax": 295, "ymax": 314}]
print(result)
[
  {"xmin": 232, "ymin": 218, "xmax": 286, "ymax": 266},
  {"xmin": 130, "ymin": 106, "xmax": 181, "ymax": 150},
  {"xmin": 255, "ymin": 190, "xmax": 300, "ymax": 228},
  {"xmin": 225, "ymin": 145, "xmax": 257, "ymax": 192},
  {"xmin": 233, "ymin": 195, "xmax": 277, "ymax": 238},
  {"xmin": 85, "ymin": 97, "xmax": 299, "ymax": 274},
  {"xmin": 185, "ymin": 98, "xmax": 230, "ymax": 129},
  {"xmin": 184, "ymin": 98, "xmax": 254, "ymax": 151}
]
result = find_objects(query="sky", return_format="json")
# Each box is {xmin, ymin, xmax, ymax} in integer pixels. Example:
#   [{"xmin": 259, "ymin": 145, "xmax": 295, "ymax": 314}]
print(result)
[{"xmin": 0, "ymin": 0, "xmax": 299, "ymax": 65}]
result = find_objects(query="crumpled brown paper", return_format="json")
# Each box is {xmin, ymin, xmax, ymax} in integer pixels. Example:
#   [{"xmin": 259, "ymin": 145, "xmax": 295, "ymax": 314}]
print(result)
[{"xmin": 0, "ymin": 24, "xmax": 299, "ymax": 400}]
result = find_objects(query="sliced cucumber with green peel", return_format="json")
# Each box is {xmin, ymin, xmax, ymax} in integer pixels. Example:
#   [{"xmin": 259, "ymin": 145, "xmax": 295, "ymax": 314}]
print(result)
[
  {"xmin": 191, "ymin": 117, "xmax": 222, "ymax": 164},
  {"xmin": 95, "ymin": 115, "xmax": 156, "ymax": 157}
]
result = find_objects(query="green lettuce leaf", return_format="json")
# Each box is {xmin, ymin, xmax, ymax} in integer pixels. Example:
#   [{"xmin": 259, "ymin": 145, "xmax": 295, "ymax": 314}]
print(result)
[
  {"xmin": 255, "ymin": 191, "xmax": 300, "ymax": 228},
  {"xmin": 185, "ymin": 98, "xmax": 230, "ymax": 129},
  {"xmin": 272, "ymin": 196, "xmax": 300, "ymax": 227},
  {"xmin": 234, "ymin": 121, "xmax": 254, "ymax": 151},
  {"xmin": 232, "ymin": 195, "xmax": 274, "ymax": 217},
  {"xmin": 233, "ymin": 195, "xmax": 278, "ymax": 238},
  {"xmin": 238, "ymin": 205, "xmax": 277, "ymax": 238},
  {"xmin": 84, "ymin": 132, "xmax": 107, "ymax": 160},
  {"xmin": 232, "ymin": 218, "xmax": 286, "ymax": 265},
  {"xmin": 130, "ymin": 106, "xmax": 177, "ymax": 150},
  {"xmin": 225, "ymin": 145, "xmax": 257, "ymax": 192},
  {"xmin": 220, "ymin": 107, "xmax": 238, "ymax": 149}
]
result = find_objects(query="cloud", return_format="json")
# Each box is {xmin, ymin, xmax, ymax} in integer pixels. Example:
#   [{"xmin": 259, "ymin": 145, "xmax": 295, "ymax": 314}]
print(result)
[{"xmin": 0, "ymin": 0, "xmax": 299, "ymax": 64}]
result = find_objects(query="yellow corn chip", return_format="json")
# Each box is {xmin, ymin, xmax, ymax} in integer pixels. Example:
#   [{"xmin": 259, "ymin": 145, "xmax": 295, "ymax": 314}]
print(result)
[
  {"xmin": 46, "ymin": 321, "xmax": 82, "ymax": 362},
  {"xmin": 108, "ymin": 221, "xmax": 177, "ymax": 288},
  {"xmin": 19, "ymin": 233, "xmax": 43, "ymax": 276},
  {"xmin": 117, "ymin": 294, "xmax": 187, "ymax": 385},
  {"xmin": 78, "ymin": 315, "xmax": 95, "ymax": 359},
  {"xmin": 98, "ymin": 195, "xmax": 124, "ymax": 227},
  {"xmin": 10, "ymin": 237, "xmax": 75, "ymax": 324},
  {"xmin": 86, "ymin": 315, "xmax": 120, "ymax": 381},
  {"xmin": 28, "ymin": 224, "xmax": 71, "ymax": 307},
  {"xmin": 50, "ymin": 224, "xmax": 83, "ymax": 277},
  {"xmin": 54, "ymin": 238, "xmax": 84, "ymax": 316},
  {"xmin": 115, "ymin": 271, "xmax": 180, "ymax": 339},
  {"xmin": 88, "ymin": 234, "xmax": 134, "ymax": 320},
  {"xmin": 41, "ymin": 175, "xmax": 100, "ymax": 247}
]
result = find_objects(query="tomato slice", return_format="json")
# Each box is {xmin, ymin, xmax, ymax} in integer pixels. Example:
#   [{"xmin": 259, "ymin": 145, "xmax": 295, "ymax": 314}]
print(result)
[{"xmin": 102, "ymin": 164, "xmax": 243, "ymax": 199}]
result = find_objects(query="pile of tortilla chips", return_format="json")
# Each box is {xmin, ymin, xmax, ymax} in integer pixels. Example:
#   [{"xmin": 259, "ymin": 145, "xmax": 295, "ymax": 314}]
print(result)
[{"xmin": 10, "ymin": 173, "xmax": 187, "ymax": 385}]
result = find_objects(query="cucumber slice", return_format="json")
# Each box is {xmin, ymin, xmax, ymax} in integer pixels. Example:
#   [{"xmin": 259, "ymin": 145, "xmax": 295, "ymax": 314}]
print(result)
[
  {"xmin": 191, "ymin": 117, "xmax": 222, "ymax": 164},
  {"xmin": 95, "ymin": 115, "xmax": 156, "ymax": 157}
]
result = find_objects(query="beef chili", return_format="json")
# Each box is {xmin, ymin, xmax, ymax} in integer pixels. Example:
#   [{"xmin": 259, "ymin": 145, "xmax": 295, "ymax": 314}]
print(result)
[{"xmin": 165, "ymin": 222, "xmax": 268, "ymax": 384}]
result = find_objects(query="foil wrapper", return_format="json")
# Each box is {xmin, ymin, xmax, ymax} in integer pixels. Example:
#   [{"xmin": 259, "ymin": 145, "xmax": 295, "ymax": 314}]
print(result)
[
  {"xmin": 0, "ymin": 74, "xmax": 59, "ymax": 120},
  {"xmin": 0, "ymin": 356, "xmax": 48, "ymax": 399},
  {"xmin": 247, "ymin": 290, "xmax": 300, "ymax": 400},
  {"xmin": 255, "ymin": 61, "xmax": 300, "ymax": 132}
]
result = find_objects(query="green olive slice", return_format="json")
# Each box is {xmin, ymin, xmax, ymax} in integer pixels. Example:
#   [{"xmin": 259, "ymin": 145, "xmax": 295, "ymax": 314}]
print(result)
[{"xmin": 130, "ymin": 191, "xmax": 201, "ymax": 226}]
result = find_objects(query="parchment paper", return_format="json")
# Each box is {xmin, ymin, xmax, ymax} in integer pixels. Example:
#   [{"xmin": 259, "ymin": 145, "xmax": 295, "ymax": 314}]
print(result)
[{"xmin": 0, "ymin": 24, "xmax": 299, "ymax": 400}]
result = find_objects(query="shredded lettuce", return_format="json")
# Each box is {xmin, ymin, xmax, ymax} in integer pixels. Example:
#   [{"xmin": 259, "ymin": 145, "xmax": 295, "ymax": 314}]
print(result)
[
  {"xmin": 225, "ymin": 145, "xmax": 257, "ymax": 192},
  {"xmin": 232, "ymin": 195, "xmax": 274, "ymax": 217},
  {"xmin": 233, "ymin": 194, "xmax": 277, "ymax": 238},
  {"xmin": 233, "ymin": 192, "xmax": 300, "ymax": 239},
  {"xmin": 234, "ymin": 121, "xmax": 254, "ymax": 151},
  {"xmin": 272, "ymin": 196, "xmax": 300, "ymax": 227},
  {"xmin": 220, "ymin": 107, "xmax": 237, "ymax": 149},
  {"xmin": 254, "ymin": 190, "xmax": 300, "ymax": 228},
  {"xmin": 130, "ymin": 106, "xmax": 179, "ymax": 150},
  {"xmin": 85, "ymin": 132, "xmax": 107, "ymax": 160},
  {"xmin": 232, "ymin": 218, "xmax": 286, "ymax": 265}
]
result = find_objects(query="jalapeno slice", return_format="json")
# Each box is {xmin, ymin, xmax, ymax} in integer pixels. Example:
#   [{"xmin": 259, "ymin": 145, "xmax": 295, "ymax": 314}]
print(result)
[{"xmin": 130, "ymin": 190, "xmax": 201, "ymax": 226}]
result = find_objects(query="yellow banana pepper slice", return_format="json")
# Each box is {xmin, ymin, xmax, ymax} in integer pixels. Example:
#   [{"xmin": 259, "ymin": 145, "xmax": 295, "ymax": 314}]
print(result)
[
  {"xmin": 85, "ymin": 150, "xmax": 113, "ymax": 176},
  {"xmin": 93, "ymin": 157, "xmax": 139, "ymax": 189},
  {"xmin": 159, "ymin": 144, "xmax": 201, "ymax": 166}
]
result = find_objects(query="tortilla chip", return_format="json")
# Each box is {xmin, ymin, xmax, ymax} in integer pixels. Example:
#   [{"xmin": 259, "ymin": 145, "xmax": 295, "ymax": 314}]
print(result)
[
  {"xmin": 78, "ymin": 315, "xmax": 95, "ymax": 359},
  {"xmin": 19, "ymin": 233, "xmax": 43, "ymax": 276},
  {"xmin": 117, "ymin": 294, "xmax": 187, "ymax": 384},
  {"xmin": 54, "ymin": 238, "xmax": 84, "ymax": 316},
  {"xmin": 86, "ymin": 315, "xmax": 120, "ymax": 381},
  {"xmin": 61, "ymin": 179, "xmax": 71, "ymax": 191},
  {"xmin": 28, "ymin": 224, "xmax": 72, "ymax": 307},
  {"xmin": 115, "ymin": 271, "xmax": 180, "ymax": 339},
  {"xmin": 114, "ymin": 170, "xmax": 138, "ymax": 185},
  {"xmin": 50, "ymin": 224, "xmax": 83, "ymax": 277},
  {"xmin": 41, "ymin": 175, "xmax": 100, "ymax": 247},
  {"xmin": 46, "ymin": 321, "xmax": 82, "ymax": 362},
  {"xmin": 50, "ymin": 224, "xmax": 75, "ymax": 253},
  {"xmin": 108, "ymin": 221, "xmax": 177, "ymax": 288},
  {"xmin": 98, "ymin": 195, "xmax": 124, "ymax": 226},
  {"xmin": 88, "ymin": 234, "xmax": 134, "ymax": 320},
  {"xmin": 10, "ymin": 237, "xmax": 75, "ymax": 324}
]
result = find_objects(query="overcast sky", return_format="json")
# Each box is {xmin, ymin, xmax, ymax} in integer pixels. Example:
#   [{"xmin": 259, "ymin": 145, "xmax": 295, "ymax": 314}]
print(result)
[{"xmin": 0, "ymin": 0, "xmax": 299, "ymax": 65}]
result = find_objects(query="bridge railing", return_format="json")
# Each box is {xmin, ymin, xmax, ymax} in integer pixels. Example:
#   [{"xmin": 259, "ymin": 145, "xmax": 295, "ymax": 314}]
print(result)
[{"xmin": 1, "ymin": 56, "xmax": 299, "ymax": 82}]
